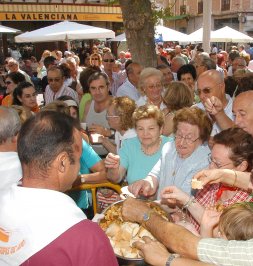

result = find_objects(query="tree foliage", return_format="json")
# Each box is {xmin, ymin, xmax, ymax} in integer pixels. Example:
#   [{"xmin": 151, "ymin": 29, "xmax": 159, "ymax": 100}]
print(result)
[{"xmin": 106, "ymin": 0, "xmax": 176, "ymax": 67}]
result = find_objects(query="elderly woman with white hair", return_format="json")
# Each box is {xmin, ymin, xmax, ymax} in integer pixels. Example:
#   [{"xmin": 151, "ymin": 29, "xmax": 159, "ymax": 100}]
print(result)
[{"xmin": 136, "ymin": 67, "xmax": 166, "ymax": 110}]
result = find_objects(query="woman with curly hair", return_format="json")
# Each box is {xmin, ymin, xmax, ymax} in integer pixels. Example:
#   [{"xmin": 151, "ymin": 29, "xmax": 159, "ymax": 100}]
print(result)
[
  {"xmin": 100, "ymin": 96, "xmax": 137, "ymax": 154},
  {"xmin": 105, "ymin": 104, "xmax": 169, "ymax": 185}
]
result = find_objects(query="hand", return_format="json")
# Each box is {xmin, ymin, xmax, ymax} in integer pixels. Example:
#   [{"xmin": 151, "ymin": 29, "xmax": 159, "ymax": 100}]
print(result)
[
  {"xmin": 104, "ymin": 153, "xmax": 120, "ymax": 169},
  {"xmin": 193, "ymin": 169, "xmax": 234, "ymax": 187},
  {"xmin": 200, "ymin": 207, "xmax": 221, "ymax": 238},
  {"xmin": 88, "ymin": 123, "xmax": 108, "ymax": 136},
  {"xmin": 160, "ymin": 186, "xmax": 190, "ymax": 206},
  {"xmin": 128, "ymin": 176, "xmax": 158, "ymax": 198},
  {"xmin": 122, "ymin": 197, "xmax": 150, "ymax": 223},
  {"xmin": 133, "ymin": 236, "xmax": 169, "ymax": 266},
  {"xmin": 204, "ymin": 96, "xmax": 223, "ymax": 116}
]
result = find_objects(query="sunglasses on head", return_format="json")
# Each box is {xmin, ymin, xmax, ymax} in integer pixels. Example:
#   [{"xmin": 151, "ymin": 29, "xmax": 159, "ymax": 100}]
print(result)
[{"xmin": 103, "ymin": 59, "xmax": 115, "ymax": 63}]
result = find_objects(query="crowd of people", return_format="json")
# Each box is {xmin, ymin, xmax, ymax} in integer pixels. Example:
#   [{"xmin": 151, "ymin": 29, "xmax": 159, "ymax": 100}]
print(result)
[{"xmin": 1, "ymin": 41, "xmax": 253, "ymax": 265}]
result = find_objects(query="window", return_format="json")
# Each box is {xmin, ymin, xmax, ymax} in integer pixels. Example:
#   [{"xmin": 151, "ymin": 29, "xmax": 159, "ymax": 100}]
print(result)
[
  {"xmin": 198, "ymin": 0, "xmax": 203, "ymax": 14},
  {"xmin": 180, "ymin": 5, "xmax": 186, "ymax": 15},
  {"xmin": 221, "ymin": 0, "xmax": 230, "ymax": 11}
]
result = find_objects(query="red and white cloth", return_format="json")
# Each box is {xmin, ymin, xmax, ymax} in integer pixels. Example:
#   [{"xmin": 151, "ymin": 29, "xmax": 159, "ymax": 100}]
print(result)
[{"xmin": 189, "ymin": 183, "xmax": 253, "ymax": 232}]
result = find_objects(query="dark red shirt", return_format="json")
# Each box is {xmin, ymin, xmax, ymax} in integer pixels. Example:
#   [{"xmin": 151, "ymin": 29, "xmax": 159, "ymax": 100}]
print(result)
[{"xmin": 21, "ymin": 220, "xmax": 118, "ymax": 266}]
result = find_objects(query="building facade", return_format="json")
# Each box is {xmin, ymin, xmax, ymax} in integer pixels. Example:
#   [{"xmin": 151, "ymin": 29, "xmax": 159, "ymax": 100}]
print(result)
[
  {"xmin": 156, "ymin": 0, "xmax": 253, "ymax": 36},
  {"xmin": 0, "ymin": 1, "xmax": 123, "ymax": 59}
]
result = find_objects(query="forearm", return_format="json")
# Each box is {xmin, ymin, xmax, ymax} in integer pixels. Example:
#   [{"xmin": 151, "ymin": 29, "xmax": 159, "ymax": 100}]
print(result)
[
  {"xmin": 222, "ymin": 169, "xmax": 250, "ymax": 190},
  {"xmin": 101, "ymin": 138, "xmax": 116, "ymax": 154},
  {"xmin": 172, "ymin": 258, "xmax": 214, "ymax": 266},
  {"xmin": 107, "ymin": 167, "xmax": 124, "ymax": 183},
  {"xmin": 187, "ymin": 200, "xmax": 205, "ymax": 225},
  {"xmin": 214, "ymin": 111, "xmax": 234, "ymax": 130},
  {"xmin": 145, "ymin": 213, "xmax": 199, "ymax": 259},
  {"xmin": 81, "ymin": 171, "xmax": 107, "ymax": 183}
]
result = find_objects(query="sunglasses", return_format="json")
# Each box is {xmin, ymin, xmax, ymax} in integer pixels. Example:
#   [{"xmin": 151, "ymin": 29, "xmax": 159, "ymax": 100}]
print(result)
[
  {"xmin": 5, "ymin": 81, "xmax": 12, "ymax": 85},
  {"xmin": 103, "ymin": 59, "xmax": 115, "ymax": 63},
  {"xmin": 197, "ymin": 88, "xmax": 212, "ymax": 95}
]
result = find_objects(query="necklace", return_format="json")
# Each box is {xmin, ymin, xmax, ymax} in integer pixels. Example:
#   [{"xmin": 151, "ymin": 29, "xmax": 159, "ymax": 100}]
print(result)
[
  {"xmin": 172, "ymin": 155, "xmax": 184, "ymax": 176},
  {"xmin": 141, "ymin": 138, "xmax": 162, "ymax": 156}
]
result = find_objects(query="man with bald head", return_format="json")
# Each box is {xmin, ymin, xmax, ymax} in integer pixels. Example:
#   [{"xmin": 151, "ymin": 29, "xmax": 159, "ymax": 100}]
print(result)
[
  {"xmin": 196, "ymin": 69, "xmax": 234, "ymax": 135},
  {"xmin": 233, "ymin": 91, "xmax": 253, "ymax": 136},
  {"xmin": 116, "ymin": 62, "xmax": 143, "ymax": 101}
]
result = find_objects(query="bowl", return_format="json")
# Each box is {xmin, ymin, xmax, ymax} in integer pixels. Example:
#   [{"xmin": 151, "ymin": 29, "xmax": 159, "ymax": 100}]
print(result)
[{"xmin": 99, "ymin": 200, "xmax": 170, "ymax": 266}]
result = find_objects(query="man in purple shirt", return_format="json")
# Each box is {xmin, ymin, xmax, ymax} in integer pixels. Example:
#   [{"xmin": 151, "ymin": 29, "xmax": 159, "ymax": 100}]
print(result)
[{"xmin": 0, "ymin": 112, "xmax": 117, "ymax": 266}]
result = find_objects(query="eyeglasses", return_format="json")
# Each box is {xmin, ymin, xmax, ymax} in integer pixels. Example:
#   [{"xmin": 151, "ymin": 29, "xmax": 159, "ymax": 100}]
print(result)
[
  {"xmin": 197, "ymin": 82, "xmax": 223, "ymax": 96},
  {"xmin": 208, "ymin": 154, "xmax": 232, "ymax": 169},
  {"xmin": 5, "ymin": 81, "xmax": 13, "ymax": 85},
  {"xmin": 175, "ymin": 133, "xmax": 199, "ymax": 144},
  {"xmin": 91, "ymin": 58, "xmax": 99, "ymax": 61},
  {"xmin": 145, "ymin": 83, "xmax": 163, "ymax": 90},
  {"xmin": 48, "ymin": 77, "xmax": 62, "ymax": 82},
  {"xmin": 103, "ymin": 59, "xmax": 115, "ymax": 63},
  {"xmin": 106, "ymin": 113, "xmax": 120, "ymax": 119}
]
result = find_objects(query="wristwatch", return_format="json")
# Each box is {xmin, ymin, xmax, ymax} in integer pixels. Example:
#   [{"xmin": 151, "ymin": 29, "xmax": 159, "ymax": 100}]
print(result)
[
  {"xmin": 142, "ymin": 210, "xmax": 154, "ymax": 225},
  {"xmin": 165, "ymin": 254, "xmax": 177, "ymax": 266}
]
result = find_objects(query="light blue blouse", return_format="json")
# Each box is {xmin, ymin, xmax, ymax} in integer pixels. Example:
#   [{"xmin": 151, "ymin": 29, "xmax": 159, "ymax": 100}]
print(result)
[
  {"xmin": 149, "ymin": 140, "xmax": 210, "ymax": 199},
  {"xmin": 119, "ymin": 136, "xmax": 169, "ymax": 184}
]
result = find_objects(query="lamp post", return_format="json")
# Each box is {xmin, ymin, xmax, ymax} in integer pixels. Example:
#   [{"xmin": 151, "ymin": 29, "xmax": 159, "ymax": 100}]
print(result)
[{"xmin": 202, "ymin": 0, "xmax": 211, "ymax": 53}]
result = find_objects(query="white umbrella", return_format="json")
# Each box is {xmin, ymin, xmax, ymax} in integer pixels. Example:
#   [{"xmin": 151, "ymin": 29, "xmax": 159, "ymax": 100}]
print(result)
[
  {"xmin": 109, "ymin": 25, "xmax": 189, "ymax": 43},
  {"xmin": 109, "ymin": 33, "xmax": 126, "ymax": 42},
  {"xmin": 0, "ymin": 25, "xmax": 21, "ymax": 33},
  {"xmin": 211, "ymin": 26, "xmax": 253, "ymax": 43},
  {"xmin": 188, "ymin": 27, "xmax": 215, "ymax": 43},
  {"xmin": 15, "ymin": 21, "xmax": 115, "ymax": 43},
  {"xmin": 155, "ymin": 25, "xmax": 189, "ymax": 42}
]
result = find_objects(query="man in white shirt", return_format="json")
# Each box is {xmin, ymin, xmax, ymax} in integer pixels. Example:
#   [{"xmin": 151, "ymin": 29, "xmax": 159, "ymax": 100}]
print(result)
[
  {"xmin": 7, "ymin": 58, "xmax": 32, "ymax": 83},
  {"xmin": 0, "ymin": 106, "xmax": 22, "ymax": 190},
  {"xmin": 44, "ymin": 66, "xmax": 79, "ymax": 105},
  {"xmin": 116, "ymin": 62, "xmax": 142, "ymax": 101},
  {"xmin": 195, "ymin": 70, "xmax": 234, "ymax": 136}
]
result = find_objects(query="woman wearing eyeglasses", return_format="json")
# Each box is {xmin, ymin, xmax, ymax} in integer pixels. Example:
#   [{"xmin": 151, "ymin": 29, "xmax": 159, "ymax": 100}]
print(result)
[
  {"xmin": 161, "ymin": 127, "xmax": 253, "ymax": 233},
  {"xmin": 2, "ymin": 72, "xmax": 26, "ymax": 107},
  {"xmin": 126, "ymin": 107, "xmax": 212, "ymax": 199},
  {"xmin": 136, "ymin": 67, "xmax": 167, "ymax": 110},
  {"xmin": 100, "ymin": 96, "xmax": 137, "ymax": 154}
]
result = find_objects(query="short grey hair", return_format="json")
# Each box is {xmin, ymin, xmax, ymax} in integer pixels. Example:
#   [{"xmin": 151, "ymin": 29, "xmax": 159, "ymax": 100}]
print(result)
[
  {"xmin": 172, "ymin": 56, "xmax": 186, "ymax": 66},
  {"xmin": 138, "ymin": 67, "xmax": 163, "ymax": 95},
  {"xmin": 0, "ymin": 107, "xmax": 21, "ymax": 144}
]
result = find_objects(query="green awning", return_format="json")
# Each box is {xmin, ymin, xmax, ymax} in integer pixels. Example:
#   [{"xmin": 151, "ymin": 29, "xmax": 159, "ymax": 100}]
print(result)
[{"xmin": 166, "ymin": 15, "xmax": 188, "ymax": 20}]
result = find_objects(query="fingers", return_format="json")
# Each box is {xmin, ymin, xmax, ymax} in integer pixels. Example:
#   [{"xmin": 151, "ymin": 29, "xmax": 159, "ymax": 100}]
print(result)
[
  {"xmin": 142, "ymin": 236, "xmax": 153, "ymax": 243},
  {"xmin": 104, "ymin": 153, "xmax": 120, "ymax": 168},
  {"xmin": 132, "ymin": 237, "xmax": 153, "ymax": 250},
  {"xmin": 193, "ymin": 170, "xmax": 209, "ymax": 185}
]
